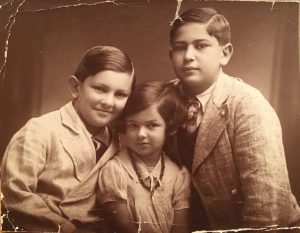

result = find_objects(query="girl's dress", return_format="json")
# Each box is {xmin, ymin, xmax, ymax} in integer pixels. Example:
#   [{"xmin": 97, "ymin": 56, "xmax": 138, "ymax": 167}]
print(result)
[{"xmin": 98, "ymin": 148, "xmax": 190, "ymax": 233}]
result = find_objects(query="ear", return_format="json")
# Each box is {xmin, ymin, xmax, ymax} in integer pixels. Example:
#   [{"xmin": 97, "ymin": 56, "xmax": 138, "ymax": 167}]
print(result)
[
  {"xmin": 68, "ymin": 75, "xmax": 81, "ymax": 99},
  {"xmin": 220, "ymin": 43, "xmax": 233, "ymax": 66}
]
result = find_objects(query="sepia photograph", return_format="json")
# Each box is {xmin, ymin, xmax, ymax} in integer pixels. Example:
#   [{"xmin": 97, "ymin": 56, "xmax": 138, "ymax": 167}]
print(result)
[{"xmin": 0, "ymin": 0, "xmax": 299, "ymax": 232}]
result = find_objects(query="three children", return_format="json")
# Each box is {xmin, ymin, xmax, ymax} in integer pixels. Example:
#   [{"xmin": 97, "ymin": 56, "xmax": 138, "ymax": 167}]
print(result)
[{"xmin": 2, "ymin": 5, "xmax": 300, "ymax": 233}]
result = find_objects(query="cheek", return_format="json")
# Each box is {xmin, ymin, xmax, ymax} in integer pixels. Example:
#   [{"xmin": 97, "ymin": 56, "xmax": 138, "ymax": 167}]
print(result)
[
  {"xmin": 172, "ymin": 56, "xmax": 182, "ymax": 67},
  {"xmin": 115, "ymin": 98, "xmax": 128, "ymax": 112},
  {"xmin": 171, "ymin": 53, "xmax": 180, "ymax": 63},
  {"xmin": 125, "ymin": 131, "xmax": 136, "ymax": 143},
  {"xmin": 155, "ymin": 129, "xmax": 167, "ymax": 142}
]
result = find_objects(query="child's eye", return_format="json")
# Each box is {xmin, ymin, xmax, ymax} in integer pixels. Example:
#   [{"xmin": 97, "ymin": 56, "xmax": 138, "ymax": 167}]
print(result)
[
  {"xmin": 115, "ymin": 92, "xmax": 129, "ymax": 98},
  {"xmin": 127, "ymin": 123, "xmax": 138, "ymax": 129},
  {"xmin": 147, "ymin": 123, "xmax": 159, "ymax": 129},
  {"xmin": 195, "ymin": 44, "xmax": 208, "ymax": 50},
  {"xmin": 93, "ymin": 86, "xmax": 105, "ymax": 93},
  {"xmin": 172, "ymin": 44, "xmax": 186, "ymax": 52}
]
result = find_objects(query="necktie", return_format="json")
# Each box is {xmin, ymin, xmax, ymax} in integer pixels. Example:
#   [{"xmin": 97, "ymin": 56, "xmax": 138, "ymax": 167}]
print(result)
[
  {"xmin": 92, "ymin": 139, "xmax": 108, "ymax": 163},
  {"xmin": 184, "ymin": 97, "xmax": 202, "ymax": 134}
]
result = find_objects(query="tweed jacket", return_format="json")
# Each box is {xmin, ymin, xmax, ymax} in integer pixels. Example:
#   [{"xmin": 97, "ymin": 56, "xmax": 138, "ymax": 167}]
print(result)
[
  {"xmin": 188, "ymin": 73, "xmax": 300, "ymax": 229},
  {"xmin": 1, "ymin": 102, "xmax": 119, "ymax": 233}
]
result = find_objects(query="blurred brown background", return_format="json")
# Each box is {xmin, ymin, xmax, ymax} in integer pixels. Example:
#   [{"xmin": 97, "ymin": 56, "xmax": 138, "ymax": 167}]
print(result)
[{"xmin": 0, "ymin": 0, "xmax": 299, "ymax": 201}]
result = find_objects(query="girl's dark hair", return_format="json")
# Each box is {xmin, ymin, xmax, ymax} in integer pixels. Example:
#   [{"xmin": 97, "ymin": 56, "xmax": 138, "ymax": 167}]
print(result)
[
  {"xmin": 120, "ymin": 80, "xmax": 186, "ymax": 167},
  {"xmin": 74, "ymin": 45, "xmax": 136, "ymax": 88},
  {"xmin": 170, "ymin": 7, "xmax": 231, "ymax": 46},
  {"xmin": 121, "ymin": 80, "xmax": 185, "ymax": 134}
]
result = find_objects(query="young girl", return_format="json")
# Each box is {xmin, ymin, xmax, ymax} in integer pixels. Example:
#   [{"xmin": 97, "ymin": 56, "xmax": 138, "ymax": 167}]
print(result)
[{"xmin": 98, "ymin": 80, "xmax": 190, "ymax": 233}]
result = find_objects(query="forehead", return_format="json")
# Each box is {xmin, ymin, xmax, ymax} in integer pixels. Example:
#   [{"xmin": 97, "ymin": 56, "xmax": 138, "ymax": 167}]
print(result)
[
  {"xmin": 127, "ymin": 105, "xmax": 163, "ymax": 122},
  {"xmin": 85, "ymin": 70, "xmax": 133, "ymax": 91},
  {"xmin": 172, "ymin": 22, "xmax": 216, "ymax": 43}
]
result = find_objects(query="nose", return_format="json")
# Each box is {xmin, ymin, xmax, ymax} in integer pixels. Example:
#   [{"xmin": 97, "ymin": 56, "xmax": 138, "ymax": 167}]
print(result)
[
  {"xmin": 101, "ymin": 93, "xmax": 114, "ymax": 108},
  {"xmin": 137, "ymin": 126, "xmax": 147, "ymax": 139},
  {"xmin": 183, "ymin": 45, "xmax": 195, "ymax": 62}
]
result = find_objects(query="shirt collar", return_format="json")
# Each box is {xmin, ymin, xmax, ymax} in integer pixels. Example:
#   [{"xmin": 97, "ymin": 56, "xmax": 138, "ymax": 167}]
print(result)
[
  {"xmin": 131, "ymin": 152, "xmax": 162, "ymax": 182},
  {"xmin": 92, "ymin": 128, "xmax": 110, "ymax": 147},
  {"xmin": 194, "ymin": 71, "xmax": 224, "ymax": 112}
]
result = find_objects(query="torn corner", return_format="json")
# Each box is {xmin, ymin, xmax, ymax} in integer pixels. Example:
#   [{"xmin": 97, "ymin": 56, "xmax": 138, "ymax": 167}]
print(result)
[{"xmin": 170, "ymin": 0, "xmax": 183, "ymax": 27}]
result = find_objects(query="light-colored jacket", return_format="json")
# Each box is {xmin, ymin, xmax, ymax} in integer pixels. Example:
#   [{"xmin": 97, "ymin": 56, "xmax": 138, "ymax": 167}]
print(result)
[
  {"xmin": 1, "ymin": 102, "xmax": 119, "ymax": 233},
  {"xmin": 191, "ymin": 73, "xmax": 300, "ymax": 229}
]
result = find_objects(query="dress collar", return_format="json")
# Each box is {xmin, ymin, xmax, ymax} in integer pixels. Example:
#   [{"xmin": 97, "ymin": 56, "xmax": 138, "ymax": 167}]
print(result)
[
  {"xmin": 116, "ymin": 149, "xmax": 176, "ymax": 184},
  {"xmin": 130, "ymin": 151, "xmax": 163, "ymax": 185}
]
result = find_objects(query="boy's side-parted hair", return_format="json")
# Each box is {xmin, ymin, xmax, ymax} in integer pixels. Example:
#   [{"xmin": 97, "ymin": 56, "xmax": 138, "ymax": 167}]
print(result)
[
  {"xmin": 121, "ymin": 80, "xmax": 186, "ymax": 134},
  {"xmin": 170, "ymin": 7, "xmax": 231, "ymax": 46},
  {"xmin": 74, "ymin": 45, "xmax": 136, "ymax": 88}
]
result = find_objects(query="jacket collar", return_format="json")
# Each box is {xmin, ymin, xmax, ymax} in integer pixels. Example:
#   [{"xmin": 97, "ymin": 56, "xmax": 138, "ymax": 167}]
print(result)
[
  {"xmin": 60, "ymin": 101, "xmax": 83, "ymax": 135},
  {"xmin": 191, "ymin": 73, "xmax": 235, "ymax": 174},
  {"xmin": 211, "ymin": 72, "xmax": 235, "ymax": 108},
  {"xmin": 59, "ymin": 102, "xmax": 118, "ymax": 180}
]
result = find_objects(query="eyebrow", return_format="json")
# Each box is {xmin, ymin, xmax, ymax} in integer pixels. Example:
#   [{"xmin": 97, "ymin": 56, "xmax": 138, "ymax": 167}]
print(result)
[
  {"xmin": 93, "ymin": 83, "xmax": 130, "ymax": 93},
  {"xmin": 172, "ymin": 39, "xmax": 210, "ymax": 44},
  {"xmin": 127, "ymin": 119, "xmax": 159, "ymax": 123}
]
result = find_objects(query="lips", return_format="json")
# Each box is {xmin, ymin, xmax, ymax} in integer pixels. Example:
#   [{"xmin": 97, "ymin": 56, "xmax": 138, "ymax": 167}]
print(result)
[
  {"xmin": 95, "ymin": 109, "xmax": 113, "ymax": 116},
  {"xmin": 136, "ymin": 142, "xmax": 149, "ymax": 147},
  {"xmin": 182, "ymin": 67, "xmax": 198, "ymax": 72}
]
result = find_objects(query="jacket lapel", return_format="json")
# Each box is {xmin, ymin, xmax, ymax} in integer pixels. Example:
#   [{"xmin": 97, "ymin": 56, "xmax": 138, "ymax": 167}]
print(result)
[
  {"xmin": 59, "ymin": 102, "xmax": 95, "ymax": 181},
  {"xmin": 192, "ymin": 73, "xmax": 234, "ymax": 174},
  {"xmin": 59, "ymin": 103, "xmax": 120, "ymax": 202}
]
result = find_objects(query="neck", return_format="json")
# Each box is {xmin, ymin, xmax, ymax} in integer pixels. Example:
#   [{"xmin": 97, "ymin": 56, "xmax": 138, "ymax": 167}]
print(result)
[
  {"xmin": 88, "ymin": 125, "xmax": 105, "ymax": 136},
  {"xmin": 183, "ymin": 70, "xmax": 221, "ymax": 96},
  {"xmin": 131, "ymin": 149, "xmax": 162, "ymax": 167}
]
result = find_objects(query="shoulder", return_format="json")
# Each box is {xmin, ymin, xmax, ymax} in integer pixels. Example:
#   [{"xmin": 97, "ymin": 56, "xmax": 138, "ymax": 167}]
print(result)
[
  {"xmin": 220, "ymin": 74, "xmax": 275, "ymax": 114},
  {"xmin": 220, "ymin": 74, "xmax": 263, "ymax": 100},
  {"xmin": 223, "ymin": 75, "xmax": 267, "ymax": 103},
  {"xmin": 9, "ymin": 108, "xmax": 61, "ymax": 142},
  {"xmin": 101, "ymin": 150, "xmax": 132, "ymax": 177},
  {"xmin": 163, "ymin": 154, "xmax": 190, "ymax": 183},
  {"xmin": 26, "ymin": 108, "xmax": 61, "ymax": 129}
]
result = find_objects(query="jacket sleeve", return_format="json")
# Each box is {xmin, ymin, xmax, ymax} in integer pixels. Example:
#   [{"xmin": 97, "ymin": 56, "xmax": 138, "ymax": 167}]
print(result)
[
  {"xmin": 232, "ymin": 88, "xmax": 297, "ymax": 227},
  {"xmin": 1, "ymin": 119, "xmax": 76, "ymax": 233}
]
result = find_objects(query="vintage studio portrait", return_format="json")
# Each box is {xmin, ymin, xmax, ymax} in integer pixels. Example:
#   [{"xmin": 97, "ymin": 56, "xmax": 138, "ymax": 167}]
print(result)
[{"xmin": 0, "ymin": 1, "xmax": 299, "ymax": 233}]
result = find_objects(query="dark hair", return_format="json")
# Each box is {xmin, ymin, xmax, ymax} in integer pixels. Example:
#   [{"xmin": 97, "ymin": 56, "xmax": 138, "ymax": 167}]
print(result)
[
  {"xmin": 170, "ymin": 7, "xmax": 231, "ymax": 45},
  {"xmin": 121, "ymin": 80, "xmax": 185, "ymax": 134},
  {"xmin": 120, "ymin": 80, "xmax": 186, "ymax": 167},
  {"xmin": 74, "ymin": 45, "xmax": 136, "ymax": 88}
]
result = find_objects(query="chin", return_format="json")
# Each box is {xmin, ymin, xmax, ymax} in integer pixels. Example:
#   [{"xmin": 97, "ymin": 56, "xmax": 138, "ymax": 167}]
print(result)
[{"xmin": 93, "ymin": 119, "xmax": 110, "ymax": 128}]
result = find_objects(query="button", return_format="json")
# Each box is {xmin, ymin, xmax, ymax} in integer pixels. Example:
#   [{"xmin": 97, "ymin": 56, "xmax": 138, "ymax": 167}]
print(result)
[
  {"xmin": 220, "ymin": 110, "xmax": 226, "ymax": 116},
  {"xmin": 231, "ymin": 189, "xmax": 237, "ymax": 195}
]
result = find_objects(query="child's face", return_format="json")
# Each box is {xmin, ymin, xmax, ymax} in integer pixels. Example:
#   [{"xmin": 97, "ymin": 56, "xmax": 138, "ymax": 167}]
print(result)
[
  {"xmin": 170, "ymin": 22, "xmax": 229, "ymax": 94},
  {"xmin": 72, "ymin": 70, "xmax": 133, "ymax": 134},
  {"xmin": 125, "ymin": 105, "xmax": 166, "ymax": 160}
]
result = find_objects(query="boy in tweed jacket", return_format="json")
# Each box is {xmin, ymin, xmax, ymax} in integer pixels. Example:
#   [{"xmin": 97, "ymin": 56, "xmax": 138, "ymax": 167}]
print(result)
[{"xmin": 169, "ymin": 7, "xmax": 300, "ymax": 231}]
